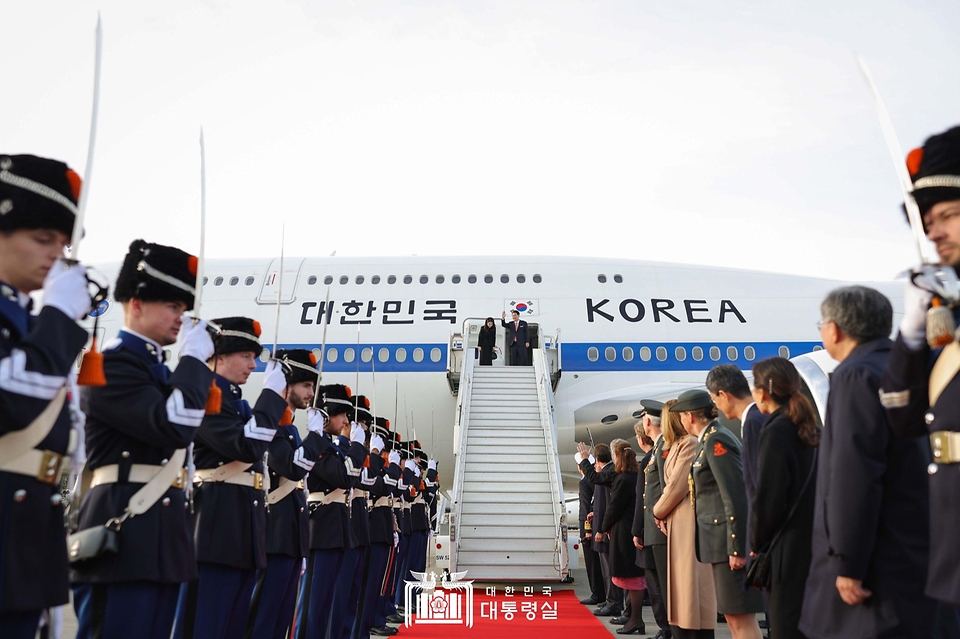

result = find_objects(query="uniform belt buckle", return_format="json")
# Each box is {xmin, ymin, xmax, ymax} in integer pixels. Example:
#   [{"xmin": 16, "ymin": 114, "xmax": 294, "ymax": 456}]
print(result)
[
  {"xmin": 37, "ymin": 451, "xmax": 62, "ymax": 485},
  {"xmin": 931, "ymin": 431, "xmax": 956, "ymax": 464},
  {"xmin": 343, "ymin": 492, "xmax": 350, "ymax": 505},
  {"xmin": 254, "ymin": 473, "xmax": 265, "ymax": 491},
  {"xmin": 171, "ymin": 469, "xmax": 186, "ymax": 490},
  {"xmin": 297, "ymin": 480, "xmax": 305, "ymax": 490},
  {"xmin": 388, "ymin": 497, "xmax": 394, "ymax": 507}
]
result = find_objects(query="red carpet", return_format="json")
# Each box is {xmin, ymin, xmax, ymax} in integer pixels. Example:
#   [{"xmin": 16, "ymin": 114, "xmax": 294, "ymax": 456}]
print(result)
[{"xmin": 394, "ymin": 588, "xmax": 610, "ymax": 638}]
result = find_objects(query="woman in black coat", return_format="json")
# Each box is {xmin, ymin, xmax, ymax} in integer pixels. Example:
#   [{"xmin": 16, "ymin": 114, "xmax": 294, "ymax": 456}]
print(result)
[
  {"xmin": 477, "ymin": 317, "xmax": 496, "ymax": 366},
  {"xmin": 749, "ymin": 357, "xmax": 819, "ymax": 639},
  {"xmin": 601, "ymin": 442, "xmax": 646, "ymax": 635}
]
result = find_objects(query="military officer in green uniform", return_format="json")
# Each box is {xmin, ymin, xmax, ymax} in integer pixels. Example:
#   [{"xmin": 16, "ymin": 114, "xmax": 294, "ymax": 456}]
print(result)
[{"xmin": 670, "ymin": 390, "xmax": 763, "ymax": 639}]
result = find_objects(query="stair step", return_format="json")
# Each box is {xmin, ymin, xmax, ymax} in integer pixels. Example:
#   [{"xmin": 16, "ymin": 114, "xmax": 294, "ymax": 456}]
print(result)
[
  {"xmin": 456, "ymin": 551, "xmax": 557, "ymax": 565},
  {"xmin": 469, "ymin": 429, "xmax": 546, "ymax": 438},
  {"xmin": 467, "ymin": 436, "xmax": 544, "ymax": 445},
  {"xmin": 462, "ymin": 472, "xmax": 550, "ymax": 484},
  {"xmin": 466, "ymin": 444, "xmax": 546, "ymax": 455},
  {"xmin": 460, "ymin": 513, "xmax": 556, "ymax": 527},
  {"xmin": 459, "ymin": 491, "xmax": 555, "ymax": 504},
  {"xmin": 457, "ymin": 537, "xmax": 557, "ymax": 552},
  {"xmin": 467, "ymin": 387, "xmax": 538, "ymax": 396},
  {"xmin": 466, "ymin": 420, "xmax": 542, "ymax": 428},
  {"xmin": 454, "ymin": 525, "xmax": 555, "ymax": 539},
  {"xmin": 462, "ymin": 462, "xmax": 550, "ymax": 473},
  {"xmin": 460, "ymin": 502, "xmax": 555, "ymax": 515},
  {"xmin": 468, "ymin": 405, "xmax": 540, "ymax": 414},
  {"xmin": 452, "ymin": 564, "xmax": 561, "ymax": 582},
  {"xmin": 471, "ymin": 398, "xmax": 540, "ymax": 406}
]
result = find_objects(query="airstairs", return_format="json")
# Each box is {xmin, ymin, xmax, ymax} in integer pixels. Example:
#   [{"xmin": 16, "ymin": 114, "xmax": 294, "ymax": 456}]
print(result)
[{"xmin": 449, "ymin": 349, "xmax": 567, "ymax": 581}]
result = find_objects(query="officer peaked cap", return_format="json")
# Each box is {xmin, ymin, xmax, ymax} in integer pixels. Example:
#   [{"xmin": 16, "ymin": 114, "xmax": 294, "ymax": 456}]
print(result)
[
  {"xmin": 639, "ymin": 399, "xmax": 664, "ymax": 418},
  {"xmin": 317, "ymin": 384, "xmax": 352, "ymax": 417},
  {"xmin": 211, "ymin": 317, "xmax": 262, "ymax": 357},
  {"xmin": 277, "ymin": 348, "xmax": 317, "ymax": 385},
  {"xmin": 669, "ymin": 389, "xmax": 714, "ymax": 412},
  {"xmin": 907, "ymin": 125, "xmax": 960, "ymax": 218},
  {"xmin": 115, "ymin": 240, "xmax": 197, "ymax": 309},
  {"xmin": 0, "ymin": 154, "xmax": 80, "ymax": 239}
]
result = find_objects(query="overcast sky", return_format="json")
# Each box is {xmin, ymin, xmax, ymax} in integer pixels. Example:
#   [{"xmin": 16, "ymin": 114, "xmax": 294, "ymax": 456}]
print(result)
[{"xmin": 5, "ymin": 1, "xmax": 958, "ymax": 281}]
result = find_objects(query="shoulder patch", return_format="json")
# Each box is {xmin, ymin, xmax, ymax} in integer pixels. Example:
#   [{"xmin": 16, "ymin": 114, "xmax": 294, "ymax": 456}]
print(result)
[{"xmin": 713, "ymin": 442, "xmax": 728, "ymax": 456}]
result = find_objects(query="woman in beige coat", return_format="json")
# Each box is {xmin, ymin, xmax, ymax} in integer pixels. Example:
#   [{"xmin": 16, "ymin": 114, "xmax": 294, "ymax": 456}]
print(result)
[{"xmin": 653, "ymin": 400, "xmax": 717, "ymax": 638}]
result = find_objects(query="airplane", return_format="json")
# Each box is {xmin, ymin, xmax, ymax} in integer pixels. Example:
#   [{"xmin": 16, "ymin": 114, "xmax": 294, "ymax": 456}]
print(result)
[{"xmin": 82, "ymin": 253, "xmax": 903, "ymax": 496}]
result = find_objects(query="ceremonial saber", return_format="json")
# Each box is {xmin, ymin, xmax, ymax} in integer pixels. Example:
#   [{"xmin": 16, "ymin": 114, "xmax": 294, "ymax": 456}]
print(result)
[
  {"xmin": 272, "ymin": 223, "xmax": 285, "ymax": 357},
  {"xmin": 311, "ymin": 286, "xmax": 331, "ymax": 408},
  {"xmin": 194, "ymin": 129, "xmax": 207, "ymax": 319},
  {"xmin": 355, "ymin": 325, "xmax": 361, "ymax": 422},
  {"xmin": 856, "ymin": 55, "xmax": 933, "ymax": 264},
  {"xmin": 70, "ymin": 14, "xmax": 102, "ymax": 262}
]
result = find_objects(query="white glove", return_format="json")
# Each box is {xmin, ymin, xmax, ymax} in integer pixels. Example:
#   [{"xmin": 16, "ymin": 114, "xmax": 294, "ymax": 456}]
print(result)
[
  {"xmin": 900, "ymin": 282, "xmax": 934, "ymax": 351},
  {"xmin": 370, "ymin": 434, "xmax": 385, "ymax": 453},
  {"xmin": 388, "ymin": 450, "xmax": 400, "ymax": 466},
  {"xmin": 262, "ymin": 360, "xmax": 287, "ymax": 396},
  {"xmin": 427, "ymin": 530, "xmax": 434, "ymax": 539},
  {"xmin": 404, "ymin": 459, "xmax": 416, "ymax": 472},
  {"xmin": 393, "ymin": 531, "xmax": 399, "ymax": 547},
  {"xmin": 350, "ymin": 421, "xmax": 365, "ymax": 444},
  {"xmin": 177, "ymin": 315, "xmax": 214, "ymax": 362},
  {"xmin": 574, "ymin": 452, "xmax": 583, "ymax": 464},
  {"xmin": 413, "ymin": 465, "xmax": 421, "ymax": 478},
  {"xmin": 42, "ymin": 260, "xmax": 91, "ymax": 321},
  {"xmin": 427, "ymin": 459, "xmax": 437, "ymax": 471},
  {"xmin": 306, "ymin": 407, "xmax": 325, "ymax": 434}
]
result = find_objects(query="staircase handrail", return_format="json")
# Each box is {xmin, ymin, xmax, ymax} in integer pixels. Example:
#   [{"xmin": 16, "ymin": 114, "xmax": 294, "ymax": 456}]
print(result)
[
  {"xmin": 449, "ymin": 344, "xmax": 476, "ymax": 572},
  {"xmin": 533, "ymin": 349, "xmax": 565, "ymax": 578}
]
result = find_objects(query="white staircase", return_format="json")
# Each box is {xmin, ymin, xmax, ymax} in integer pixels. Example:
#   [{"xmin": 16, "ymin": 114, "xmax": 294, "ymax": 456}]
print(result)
[{"xmin": 450, "ymin": 352, "xmax": 566, "ymax": 581}]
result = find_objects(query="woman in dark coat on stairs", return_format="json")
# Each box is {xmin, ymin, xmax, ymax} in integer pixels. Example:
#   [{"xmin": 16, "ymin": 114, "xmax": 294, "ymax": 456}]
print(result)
[
  {"xmin": 477, "ymin": 317, "xmax": 496, "ymax": 366},
  {"xmin": 602, "ymin": 441, "xmax": 646, "ymax": 635}
]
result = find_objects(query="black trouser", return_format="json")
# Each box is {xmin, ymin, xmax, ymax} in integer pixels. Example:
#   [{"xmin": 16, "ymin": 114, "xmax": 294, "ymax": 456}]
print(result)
[
  {"xmin": 671, "ymin": 629, "xmax": 715, "ymax": 639},
  {"xmin": 598, "ymin": 551, "xmax": 622, "ymax": 610},
  {"xmin": 647, "ymin": 544, "xmax": 671, "ymax": 632},
  {"xmin": 582, "ymin": 536, "xmax": 604, "ymax": 601},
  {"xmin": 508, "ymin": 341, "xmax": 527, "ymax": 366}
]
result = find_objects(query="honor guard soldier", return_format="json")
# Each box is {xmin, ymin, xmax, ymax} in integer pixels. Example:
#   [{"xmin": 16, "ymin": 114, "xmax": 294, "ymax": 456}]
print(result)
[
  {"xmin": 403, "ymin": 440, "xmax": 431, "ymax": 594},
  {"xmin": 296, "ymin": 384, "xmax": 367, "ymax": 639},
  {"xmin": 631, "ymin": 400, "xmax": 671, "ymax": 639},
  {"xmin": 173, "ymin": 317, "xmax": 288, "ymax": 639},
  {"xmin": 360, "ymin": 418, "xmax": 398, "ymax": 638},
  {"xmin": 670, "ymin": 390, "xmax": 764, "ymax": 637},
  {"xmin": 390, "ymin": 441, "xmax": 417, "ymax": 615},
  {"xmin": 71, "ymin": 239, "xmax": 213, "ymax": 639},
  {"xmin": 0, "ymin": 155, "xmax": 93, "ymax": 638},
  {"xmin": 882, "ymin": 125, "xmax": 960, "ymax": 625},
  {"xmin": 423, "ymin": 455, "xmax": 439, "ymax": 536},
  {"xmin": 375, "ymin": 432, "xmax": 405, "ymax": 631},
  {"xmin": 329, "ymin": 395, "xmax": 374, "ymax": 639},
  {"xmin": 246, "ymin": 348, "xmax": 327, "ymax": 639}
]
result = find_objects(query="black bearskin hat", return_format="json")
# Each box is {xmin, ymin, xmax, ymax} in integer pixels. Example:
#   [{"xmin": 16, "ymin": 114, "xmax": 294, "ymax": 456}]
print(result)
[
  {"xmin": 278, "ymin": 348, "xmax": 318, "ymax": 385},
  {"xmin": 0, "ymin": 154, "xmax": 80, "ymax": 238},
  {"xmin": 351, "ymin": 395, "xmax": 372, "ymax": 423},
  {"xmin": 317, "ymin": 384, "xmax": 353, "ymax": 417},
  {"xmin": 211, "ymin": 316, "xmax": 262, "ymax": 357},
  {"xmin": 114, "ymin": 240, "xmax": 197, "ymax": 309},
  {"xmin": 907, "ymin": 126, "xmax": 960, "ymax": 218},
  {"xmin": 372, "ymin": 417, "xmax": 391, "ymax": 442},
  {"xmin": 411, "ymin": 439, "xmax": 425, "ymax": 459}
]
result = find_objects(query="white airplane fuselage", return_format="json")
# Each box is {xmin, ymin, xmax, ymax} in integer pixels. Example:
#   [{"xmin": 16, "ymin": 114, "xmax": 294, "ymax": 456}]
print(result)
[{"xmin": 84, "ymin": 255, "xmax": 900, "ymax": 494}]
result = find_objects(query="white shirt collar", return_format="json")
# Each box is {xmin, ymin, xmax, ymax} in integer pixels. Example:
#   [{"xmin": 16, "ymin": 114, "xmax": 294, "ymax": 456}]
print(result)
[
  {"xmin": 740, "ymin": 402, "xmax": 756, "ymax": 426},
  {"xmin": 120, "ymin": 326, "xmax": 165, "ymax": 363}
]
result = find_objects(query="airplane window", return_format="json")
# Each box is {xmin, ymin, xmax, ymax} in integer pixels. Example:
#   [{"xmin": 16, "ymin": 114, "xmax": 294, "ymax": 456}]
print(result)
[
  {"xmin": 396, "ymin": 347, "xmax": 407, "ymax": 362},
  {"xmin": 378, "ymin": 348, "xmax": 389, "ymax": 363},
  {"xmin": 430, "ymin": 348, "xmax": 441, "ymax": 362},
  {"xmin": 587, "ymin": 347, "xmax": 599, "ymax": 362},
  {"xmin": 598, "ymin": 274, "xmax": 607, "ymax": 283},
  {"xmin": 343, "ymin": 348, "xmax": 355, "ymax": 363},
  {"xmin": 356, "ymin": 276, "xmax": 365, "ymax": 285},
  {"xmin": 533, "ymin": 274, "xmax": 542, "ymax": 283},
  {"xmin": 452, "ymin": 275, "xmax": 461, "ymax": 284},
  {"xmin": 639, "ymin": 347, "xmax": 652, "ymax": 362},
  {"xmin": 517, "ymin": 274, "xmax": 526, "ymax": 283},
  {"xmin": 779, "ymin": 346, "xmax": 790, "ymax": 358},
  {"xmin": 614, "ymin": 274, "xmax": 623, "ymax": 283},
  {"xmin": 622, "ymin": 347, "xmax": 634, "ymax": 361},
  {"xmin": 812, "ymin": 345, "xmax": 823, "ymax": 352},
  {"xmin": 468, "ymin": 275, "xmax": 477, "ymax": 284},
  {"xmin": 311, "ymin": 347, "xmax": 323, "ymax": 362},
  {"xmin": 419, "ymin": 275, "xmax": 428, "ymax": 284},
  {"xmin": 656, "ymin": 347, "xmax": 667, "ymax": 361},
  {"xmin": 675, "ymin": 346, "xmax": 687, "ymax": 361},
  {"xmin": 436, "ymin": 275, "xmax": 444, "ymax": 284},
  {"xmin": 214, "ymin": 277, "xmax": 223, "ymax": 286},
  {"xmin": 500, "ymin": 274, "xmax": 509, "ymax": 284},
  {"xmin": 744, "ymin": 346, "xmax": 756, "ymax": 361},
  {"xmin": 388, "ymin": 275, "xmax": 397, "ymax": 284},
  {"xmin": 361, "ymin": 347, "xmax": 373, "ymax": 362},
  {"xmin": 413, "ymin": 348, "xmax": 424, "ymax": 362},
  {"xmin": 326, "ymin": 347, "xmax": 339, "ymax": 363},
  {"xmin": 339, "ymin": 276, "xmax": 348, "ymax": 285},
  {"xmin": 601, "ymin": 414, "xmax": 618, "ymax": 425},
  {"xmin": 259, "ymin": 348, "xmax": 270, "ymax": 363},
  {"xmin": 709, "ymin": 346, "xmax": 721, "ymax": 361},
  {"xmin": 403, "ymin": 275, "xmax": 413, "ymax": 284},
  {"xmin": 692, "ymin": 346, "xmax": 704, "ymax": 361},
  {"xmin": 324, "ymin": 276, "xmax": 333, "ymax": 285},
  {"xmin": 605, "ymin": 347, "xmax": 616, "ymax": 362},
  {"xmin": 203, "ymin": 277, "xmax": 208, "ymax": 285},
  {"xmin": 372, "ymin": 275, "xmax": 381, "ymax": 285},
  {"xmin": 727, "ymin": 346, "xmax": 738, "ymax": 361},
  {"xmin": 245, "ymin": 276, "xmax": 255, "ymax": 286},
  {"xmin": 229, "ymin": 277, "xmax": 239, "ymax": 286},
  {"xmin": 484, "ymin": 275, "xmax": 493, "ymax": 284},
  {"xmin": 307, "ymin": 276, "xmax": 317, "ymax": 285}
]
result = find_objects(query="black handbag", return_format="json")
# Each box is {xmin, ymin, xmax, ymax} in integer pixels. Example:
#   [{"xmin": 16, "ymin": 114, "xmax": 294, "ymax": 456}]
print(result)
[
  {"xmin": 67, "ymin": 517, "xmax": 122, "ymax": 565},
  {"xmin": 744, "ymin": 449, "xmax": 817, "ymax": 590}
]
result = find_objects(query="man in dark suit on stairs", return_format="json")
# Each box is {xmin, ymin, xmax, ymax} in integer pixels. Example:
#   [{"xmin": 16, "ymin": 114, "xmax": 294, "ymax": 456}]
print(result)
[{"xmin": 500, "ymin": 310, "xmax": 529, "ymax": 366}]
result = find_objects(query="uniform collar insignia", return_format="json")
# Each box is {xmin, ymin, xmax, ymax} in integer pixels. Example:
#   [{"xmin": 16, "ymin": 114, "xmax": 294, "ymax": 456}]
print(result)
[
  {"xmin": 117, "ymin": 329, "xmax": 167, "ymax": 365},
  {"xmin": 213, "ymin": 373, "xmax": 243, "ymax": 399}
]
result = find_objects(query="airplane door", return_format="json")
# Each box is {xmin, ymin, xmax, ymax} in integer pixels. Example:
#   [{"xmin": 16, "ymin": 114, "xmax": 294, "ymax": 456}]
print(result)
[
  {"xmin": 256, "ymin": 258, "xmax": 305, "ymax": 305},
  {"xmin": 463, "ymin": 318, "xmax": 505, "ymax": 364}
]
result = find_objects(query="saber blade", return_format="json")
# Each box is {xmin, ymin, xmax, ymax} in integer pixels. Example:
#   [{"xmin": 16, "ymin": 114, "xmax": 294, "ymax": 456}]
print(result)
[
  {"xmin": 273, "ymin": 223, "xmax": 285, "ymax": 356},
  {"xmin": 312, "ymin": 286, "xmax": 331, "ymax": 407},
  {"xmin": 72, "ymin": 14, "xmax": 103, "ymax": 261},
  {"xmin": 194, "ymin": 128, "xmax": 207, "ymax": 318}
]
